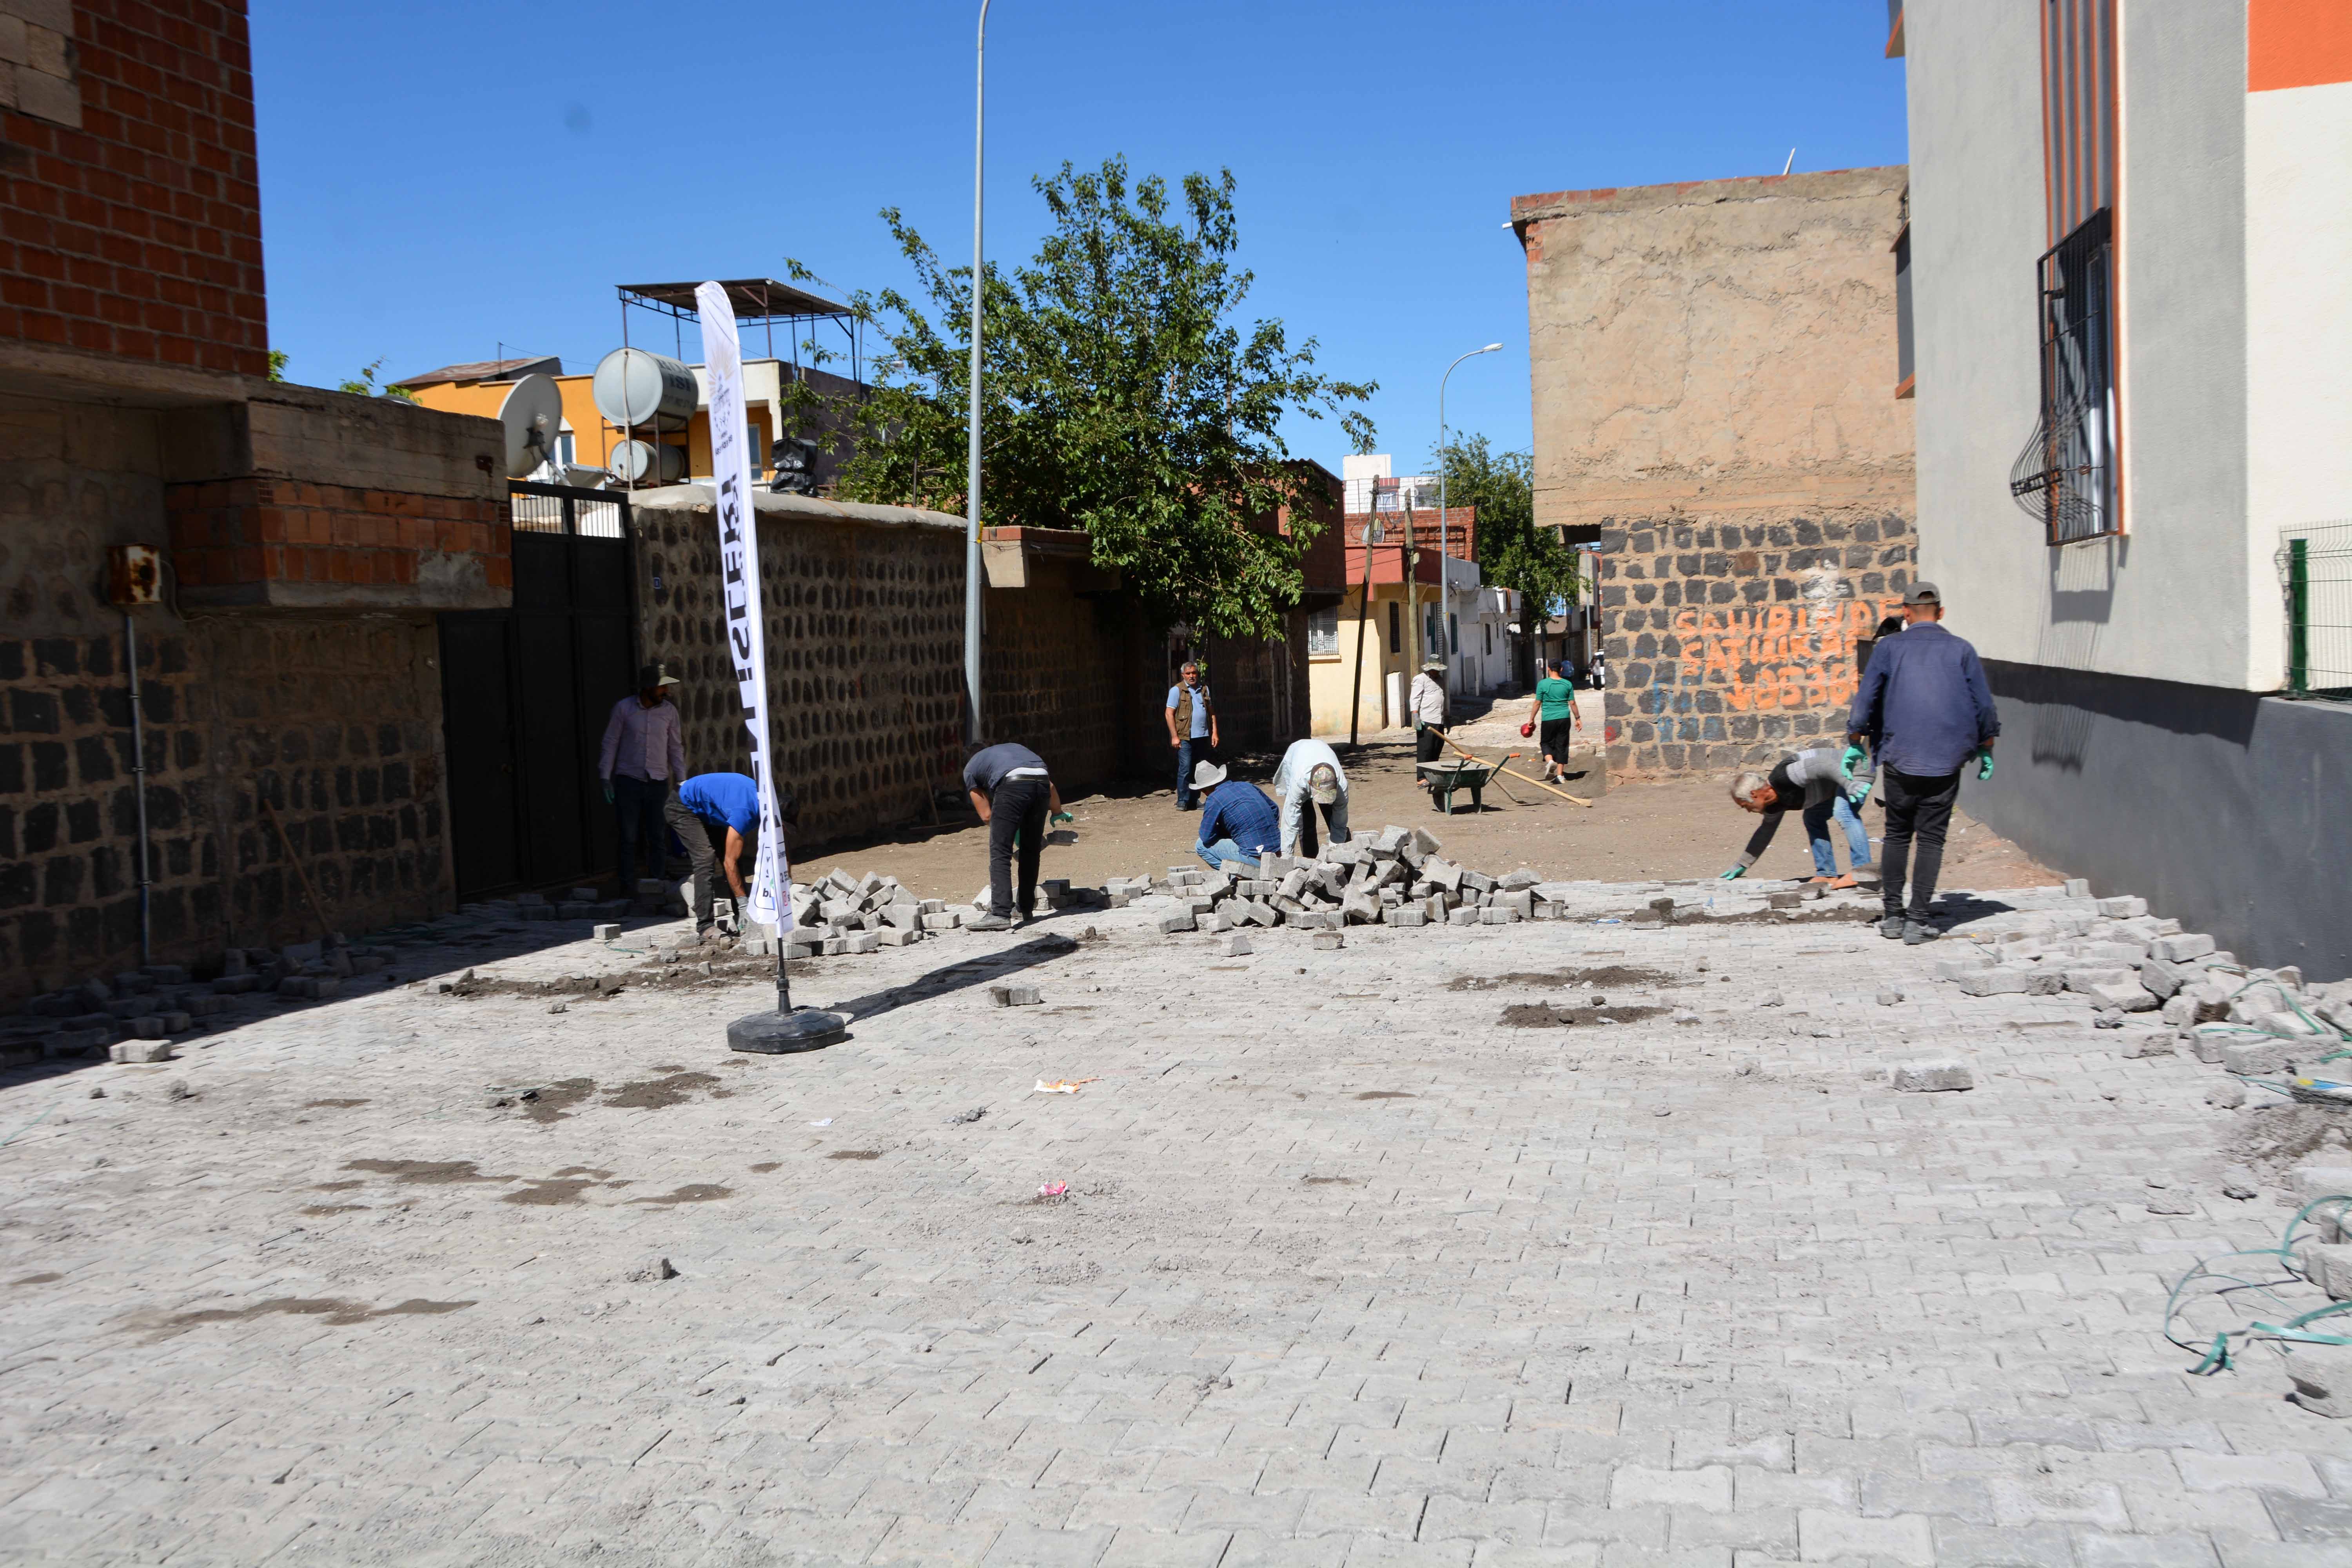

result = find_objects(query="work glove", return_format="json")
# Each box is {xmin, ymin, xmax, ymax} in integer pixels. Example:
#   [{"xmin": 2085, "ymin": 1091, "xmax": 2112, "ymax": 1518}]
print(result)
[
  {"xmin": 1847, "ymin": 778, "xmax": 1874, "ymax": 809},
  {"xmin": 1840, "ymin": 743, "xmax": 1867, "ymax": 780},
  {"xmin": 1976, "ymin": 751, "xmax": 1995, "ymax": 782},
  {"xmin": 1719, "ymin": 866, "xmax": 1746, "ymax": 881},
  {"xmin": 1050, "ymin": 810, "xmax": 1074, "ymax": 826},
  {"xmin": 601, "ymin": 781, "xmax": 615, "ymax": 805}
]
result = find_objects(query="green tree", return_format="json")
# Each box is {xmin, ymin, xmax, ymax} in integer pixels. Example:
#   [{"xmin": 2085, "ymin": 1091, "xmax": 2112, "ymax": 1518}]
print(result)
[
  {"xmin": 1431, "ymin": 434, "xmax": 1580, "ymax": 689},
  {"xmin": 337, "ymin": 357, "xmax": 417, "ymax": 403},
  {"xmin": 800, "ymin": 157, "xmax": 1376, "ymax": 639}
]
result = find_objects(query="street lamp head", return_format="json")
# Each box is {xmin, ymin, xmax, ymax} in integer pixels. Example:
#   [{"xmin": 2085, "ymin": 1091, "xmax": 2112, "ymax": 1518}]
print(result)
[{"xmin": 1481, "ymin": 342, "xmax": 1503, "ymax": 353}]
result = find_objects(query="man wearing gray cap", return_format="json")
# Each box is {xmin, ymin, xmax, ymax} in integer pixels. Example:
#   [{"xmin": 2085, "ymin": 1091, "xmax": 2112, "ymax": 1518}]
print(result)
[
  {"xmin": 598, "ymin": 661, "xmax": 688, "ymax": 895},
  {"xmin": 1846, "ymin": 582, "xmax": 1999, "ymax": 944}
]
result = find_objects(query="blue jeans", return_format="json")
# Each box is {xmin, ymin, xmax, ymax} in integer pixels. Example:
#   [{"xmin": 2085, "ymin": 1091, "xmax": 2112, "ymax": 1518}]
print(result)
[
  {"xmin": 1804, "ymin": 796, "xmax": 1875, "ymax": 877},
  {"xmin": 1176, "ymin": 734, "xmax": 1211, "ymax": 808},
  {"xmin": 1197, "ymin": 838, "xmax": 1261, "ymax": 875}
]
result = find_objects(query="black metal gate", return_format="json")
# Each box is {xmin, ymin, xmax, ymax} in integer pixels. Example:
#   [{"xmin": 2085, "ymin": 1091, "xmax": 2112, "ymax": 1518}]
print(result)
[{"xmin": 439, "ymin": 484, "xmax": 638, "ymax": 901}]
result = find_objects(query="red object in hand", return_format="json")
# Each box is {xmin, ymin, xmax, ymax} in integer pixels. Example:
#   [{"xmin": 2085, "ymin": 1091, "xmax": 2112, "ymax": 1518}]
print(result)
[{"xmin": 1519, "ymin": 722, "xmax": 1535, "ymax": 738}]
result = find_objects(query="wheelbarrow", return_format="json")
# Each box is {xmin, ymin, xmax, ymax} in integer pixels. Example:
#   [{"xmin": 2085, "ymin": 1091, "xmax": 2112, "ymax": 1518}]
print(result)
[{"xmin": 1416, "ymin": 759, "xmax": 1497, "ymax": 815}]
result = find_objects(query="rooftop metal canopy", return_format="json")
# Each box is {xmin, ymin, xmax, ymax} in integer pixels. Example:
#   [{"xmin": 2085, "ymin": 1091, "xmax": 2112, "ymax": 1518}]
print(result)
[{"xmin": 615, "ymin": 279, "xmax": 853, "ymax": 321}]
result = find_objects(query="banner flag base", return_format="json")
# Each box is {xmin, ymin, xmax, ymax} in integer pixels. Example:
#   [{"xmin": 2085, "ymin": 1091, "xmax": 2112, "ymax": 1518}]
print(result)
[{"xmin": 727, "ymin": 1007, "xmax": 848, "ymax": 1054}]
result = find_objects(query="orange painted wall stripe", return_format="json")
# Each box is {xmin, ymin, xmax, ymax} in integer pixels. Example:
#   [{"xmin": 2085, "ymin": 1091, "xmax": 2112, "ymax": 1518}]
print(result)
[{"xmin": 2250, "ymin": 0, "xmax": 2352, "ymax": 91}]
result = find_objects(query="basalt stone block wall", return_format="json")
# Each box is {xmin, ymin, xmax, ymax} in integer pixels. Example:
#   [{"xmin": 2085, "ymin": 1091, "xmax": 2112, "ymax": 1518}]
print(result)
[
  {"xmin": 1, "ymin": 392, "xmax": 498, "ymax": 1007},
  {"xmin": 1598, "ymin": 510, "xmax": 1913, "ymax": 773},
  {"xmin": 633, "ymin": 495, "xmax": 971, "ymax": 848},
  {"xmin": 0, "ymin": 616, "xmax": 450, "ymax": 1008}
]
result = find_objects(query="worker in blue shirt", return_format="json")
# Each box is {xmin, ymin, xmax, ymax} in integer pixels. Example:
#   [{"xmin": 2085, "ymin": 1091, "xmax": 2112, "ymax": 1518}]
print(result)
[
  {"xmin": 672, "ymin": 771, "xmax": 762, "ymax": 938},
  {"xmin": 1846, "ymin": 582, "xmax": 2000, "ymax": 945},
  {"xmin": 1190, "ymin": 760, "xmax": 1279, "ymax": 874}
]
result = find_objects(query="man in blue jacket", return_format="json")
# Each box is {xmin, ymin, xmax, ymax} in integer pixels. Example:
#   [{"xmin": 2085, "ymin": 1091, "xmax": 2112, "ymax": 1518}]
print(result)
[
  {"xmin": 1190, "ymin": 760, "xmax": 1280, "ymax": 874},
  {"xmin": 1846, "ymin": 582, "xmax": 1999, "ymax": 945}
]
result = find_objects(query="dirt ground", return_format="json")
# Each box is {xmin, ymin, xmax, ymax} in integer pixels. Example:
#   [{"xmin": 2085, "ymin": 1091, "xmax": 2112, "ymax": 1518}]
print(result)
[{"xmin": 792, "ymin": 725, "xmax": 2065, "ymax": 900}]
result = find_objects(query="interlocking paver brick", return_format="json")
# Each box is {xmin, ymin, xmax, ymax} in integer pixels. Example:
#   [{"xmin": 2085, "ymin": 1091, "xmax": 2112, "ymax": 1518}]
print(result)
[{"xmin": 4, "ymin": 882, "xmax": 2352, "ymax": 1563}]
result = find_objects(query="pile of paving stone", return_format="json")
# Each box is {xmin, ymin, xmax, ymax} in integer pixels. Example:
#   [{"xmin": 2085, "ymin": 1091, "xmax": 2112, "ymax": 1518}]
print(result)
[
  {"xmin": 1928, "ymin": 880, "xmax": 2352, "ymax": 1082},
  {"xmin": 1, "ymin": 936, "xmax": 401, "ymax": 1067},
  {"xmin": 1103, "ymin": 825, "xmax": 1577, "ymax": 935}
]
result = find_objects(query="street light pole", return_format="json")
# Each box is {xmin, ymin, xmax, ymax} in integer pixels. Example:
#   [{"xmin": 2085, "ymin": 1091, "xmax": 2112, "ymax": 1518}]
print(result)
[
  {"xmin": 964, "ymin": 0, "xmax": 991, "ymax": 748},
  {"xmin": 1436, "ymin": 342, "xmax": 1503, "ymax": 692}
]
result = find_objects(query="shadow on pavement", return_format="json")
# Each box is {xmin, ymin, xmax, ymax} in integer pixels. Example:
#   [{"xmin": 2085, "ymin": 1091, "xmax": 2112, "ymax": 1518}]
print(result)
[{"xmin": 819, "ymin": 934, "xmax": 1083, "ymax": 1025}]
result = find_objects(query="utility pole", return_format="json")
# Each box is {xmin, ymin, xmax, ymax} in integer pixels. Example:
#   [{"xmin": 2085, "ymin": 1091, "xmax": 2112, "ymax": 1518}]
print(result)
[
  {"xmin": 1345, "ymin": 510, "xmax": 1383, "ymax": 747},
  {"xmin": 963, "ymin": 0, "xmax": 991, "ymax": 747}
]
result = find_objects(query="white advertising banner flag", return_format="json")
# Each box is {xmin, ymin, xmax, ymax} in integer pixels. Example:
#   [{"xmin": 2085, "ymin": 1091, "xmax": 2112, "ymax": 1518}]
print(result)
[{"xmin": 696, "ymin": 281, "xmax": 788, "ymax": 931}]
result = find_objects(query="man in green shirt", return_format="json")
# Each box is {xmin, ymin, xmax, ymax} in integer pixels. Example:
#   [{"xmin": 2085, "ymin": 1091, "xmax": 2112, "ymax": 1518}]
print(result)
[{"xmin": 1523, "ymin": 659, "xmax": 1583, "ymax": 782}]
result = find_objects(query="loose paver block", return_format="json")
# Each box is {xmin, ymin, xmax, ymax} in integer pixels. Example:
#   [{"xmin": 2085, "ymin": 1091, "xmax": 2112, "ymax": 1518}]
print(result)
[{"xmin": 1889, "ymin": 1056, "xmax": 1973, "ymax": 1092}]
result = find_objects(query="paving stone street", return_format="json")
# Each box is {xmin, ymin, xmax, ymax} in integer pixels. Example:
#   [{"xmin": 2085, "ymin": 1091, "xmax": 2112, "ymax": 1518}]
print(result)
[{"xmin": 6, "ymin": 880, "xmax": 2352, "ymax": 1567}]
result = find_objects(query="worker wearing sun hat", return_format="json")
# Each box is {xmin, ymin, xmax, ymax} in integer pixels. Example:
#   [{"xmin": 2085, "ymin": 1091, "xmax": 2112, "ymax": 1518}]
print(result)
[
  {"xmin": 1271, "ymin": 737, "xmax": 1352, "ymax": 857},
  {"xmin": 1408, "ymin": 657, "xmax": 1450, "ymax": 810},
  {"xmin": 598, "ymin": 660, "xmax": 687, "ymax": 896}
]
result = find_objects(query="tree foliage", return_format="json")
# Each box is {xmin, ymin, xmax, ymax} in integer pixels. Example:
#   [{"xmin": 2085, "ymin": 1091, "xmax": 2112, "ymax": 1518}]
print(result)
[
  {"xmin": 797, "ymin": 158, "xmax": 1376, "ymax": 639},
  {"xmin": 1431, "ymin": 434, "xmax": 1580, "ymax": 684}
]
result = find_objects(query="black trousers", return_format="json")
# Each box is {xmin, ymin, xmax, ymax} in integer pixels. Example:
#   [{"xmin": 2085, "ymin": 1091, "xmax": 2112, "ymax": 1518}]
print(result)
[
  {"xmin": 612, "ymin": 773, "xmax": 670, "ymax": 888},
  {"xmin": 1879, "ymin": 765, "xmax": 1962, "ymax": 918},
  {"xmin": 987, "ymin": 775, "xmax": 1052, "ymax": 918},
  {"xmin": 1416, "ymin": 724, "xmax": 1447, "ymax": 801}
]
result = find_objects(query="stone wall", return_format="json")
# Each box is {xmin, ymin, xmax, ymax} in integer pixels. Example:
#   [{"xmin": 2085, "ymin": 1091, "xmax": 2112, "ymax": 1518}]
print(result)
[
  {"xmin": 0, "ymin": 389, "xmax": 499, "ymax": 1007},
  {"xmin": 630, "ymin": 487, "xmax": 1303, "ymax": 841},
  {"xmin": 1595, "ymin": 512, "xmax": 1911, "ymax": 773},
  {"xmin": 632, "ymin": 490, "xmax": 970, "ymax": 849},
  {"xmin": 0, "ymin": 610, "xmax": 453, "ymax": 1009},
  {"xmin": 1512, "ymin": 166, "xmax": 1917, "ymax": 775}
]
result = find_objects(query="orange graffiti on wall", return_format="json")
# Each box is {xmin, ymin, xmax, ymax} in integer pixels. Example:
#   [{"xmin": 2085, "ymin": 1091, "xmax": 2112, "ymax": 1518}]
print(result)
[{"xmin": 1669, "ymin": 600, "xmax": 1894, "ymax": 713}]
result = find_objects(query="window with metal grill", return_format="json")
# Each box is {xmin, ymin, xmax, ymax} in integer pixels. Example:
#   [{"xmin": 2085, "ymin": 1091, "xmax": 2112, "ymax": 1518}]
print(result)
[{"xmin": 2009, "ymin": 0, "xmax": 2121, "ymax": 543}]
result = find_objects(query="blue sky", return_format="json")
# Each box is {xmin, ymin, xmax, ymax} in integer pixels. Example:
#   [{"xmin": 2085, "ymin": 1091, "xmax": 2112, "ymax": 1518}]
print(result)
[{"xmin": 252, "ymin": 1, "xmax": 1906, "ymax": 474}]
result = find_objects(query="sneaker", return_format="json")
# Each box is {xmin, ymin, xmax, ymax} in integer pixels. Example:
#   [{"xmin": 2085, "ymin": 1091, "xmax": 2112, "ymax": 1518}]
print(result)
[
  {"xmin": 1902, "ymin": 917, "xmax": 1938, "ymax": 945},
  {"xmin": 1878, "ymin": 914, "xmax": 1906, "ymax": 940},
  {"xmin": 967, "ymin": 913, "xmax": 1011, "ymax": 932}
]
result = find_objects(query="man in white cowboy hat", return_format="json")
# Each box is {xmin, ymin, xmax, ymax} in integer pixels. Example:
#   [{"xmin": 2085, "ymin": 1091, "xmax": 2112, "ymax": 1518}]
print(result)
[
  {"xmin": 1191, "ymin": 758, "xmax": 1279, "ymax": 874},
  {"xmin": 1407, "ymin": 657, "xmax": 1450, "ymax": 810},
  {"xmin": 1270, "ymin": 736, "xmax": 1351, "ymax": 857}
]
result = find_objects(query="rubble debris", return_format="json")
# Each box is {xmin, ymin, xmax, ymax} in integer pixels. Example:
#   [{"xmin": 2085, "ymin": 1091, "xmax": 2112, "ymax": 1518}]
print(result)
[
  {"xmin": 623, "ymin": 1257, "xmax": 678, "ymax": 1283},
  {"xmin": 946, "ymin": 1106, "xmax": 988, "ymax": 1125},
  {"xmin": 989, "ymin": 985, "xmax": 1043, "ymax": 1007}
]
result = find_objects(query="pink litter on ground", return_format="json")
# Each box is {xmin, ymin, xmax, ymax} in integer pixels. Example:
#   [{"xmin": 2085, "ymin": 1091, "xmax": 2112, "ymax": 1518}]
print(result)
[{"xmin": 1038, "ymin": 1182, "xmax": 1069, "ymax": 1199}]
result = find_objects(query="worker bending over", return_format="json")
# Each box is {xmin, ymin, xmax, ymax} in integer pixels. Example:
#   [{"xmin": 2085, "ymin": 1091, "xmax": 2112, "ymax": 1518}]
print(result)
[
  {"xmin": 671, "ymin": 772, "xmax": 762, "ymax": 940},
  {"xmin": 1191, "ymin": 761, "xmax": 1279, "ymax": 873},
  {"xmin": 962, "ymin": 741, "xmax": 1063, "ymax": 931},
  {"xmin": 1270, "ymin": 736, "xmax": 1350, "ymax": 856},
  {"xmin": 1719, "ymin": 748, "xmax": 1869, "ymax": 885}
]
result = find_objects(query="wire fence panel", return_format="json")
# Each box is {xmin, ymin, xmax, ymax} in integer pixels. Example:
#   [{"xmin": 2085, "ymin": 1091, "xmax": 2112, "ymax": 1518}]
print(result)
[{"xmin": 2278, "ymin": 521, "xmax": 2352, "ymax": 700}]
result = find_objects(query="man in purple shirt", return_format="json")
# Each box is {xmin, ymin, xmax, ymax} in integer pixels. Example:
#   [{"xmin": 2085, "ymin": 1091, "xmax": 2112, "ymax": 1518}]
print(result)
[{"xmin": 598, "ymin": 662, "xmax": 688, "ymax": 895}]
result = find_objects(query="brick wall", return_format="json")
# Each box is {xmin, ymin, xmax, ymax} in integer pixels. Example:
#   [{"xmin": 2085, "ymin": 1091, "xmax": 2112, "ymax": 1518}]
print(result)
[
  {"xmin": 1, "ymin": 0, "xmax": 267, "ymax": 377},
  {"xmin": 1598, "ymin": 508, "xmax": 1913, "ymax": 773},
  {"xmin": 166, "ymin": 477, "xmax": 510, "ymax": 601}
]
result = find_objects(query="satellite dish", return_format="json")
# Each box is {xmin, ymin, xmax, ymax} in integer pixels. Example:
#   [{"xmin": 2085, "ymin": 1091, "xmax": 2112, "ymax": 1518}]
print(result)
[{"xmin": 498, "ymin": 374, "xmax": 564, "ymax": 479}]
